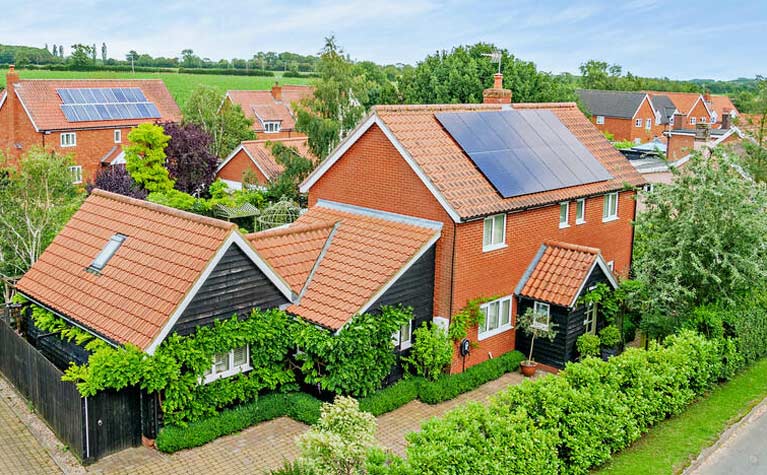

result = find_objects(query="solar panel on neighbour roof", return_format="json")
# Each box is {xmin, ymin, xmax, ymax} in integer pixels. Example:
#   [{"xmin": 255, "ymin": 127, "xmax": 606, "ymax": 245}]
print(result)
[
  {"xmin": 57, "ymin": 87, "xmax": 160, "ymax": 122},
  {"xmin": 435, "ymin": 110, "xmax": 613, "ymax": 199}
]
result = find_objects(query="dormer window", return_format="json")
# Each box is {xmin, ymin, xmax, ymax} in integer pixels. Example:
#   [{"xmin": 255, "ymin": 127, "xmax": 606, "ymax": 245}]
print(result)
[
  {"xmin": 263, "ymin": 121, "xmax": 281, "ymax": 134},
  {"xmin": 88, "ymin": 234, "xmax": 126, "ymax": 272}
]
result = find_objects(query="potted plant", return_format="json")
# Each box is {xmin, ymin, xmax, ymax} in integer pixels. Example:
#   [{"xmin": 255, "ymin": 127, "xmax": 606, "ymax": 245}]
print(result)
[
  {"xmin": 516, "ymin": 308, "xmax": 558, "ymax": 377},
  {"xmin": 576, "ymin": 333, "xmax": 600, "ymax": 360},
  {"xmin": 599, "ymin": 325, "xmax": 621, "ymax": 360}
]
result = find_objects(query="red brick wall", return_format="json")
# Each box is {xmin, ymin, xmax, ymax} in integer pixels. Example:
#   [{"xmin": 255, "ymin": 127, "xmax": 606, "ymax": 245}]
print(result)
[
  {"xmin": 667, "ymin": 134, "xmax": 695, "ymax": 161},
  {"xmin": 687, "ymin": 100, "xmax": 713, "ymax": 127},
  {"xmin": 217, "ymin": 149, "xmax": 269, "ymax": 185},
  {"xmin": 591, "ymin": 98, "xmax": 663, "ymax": 143}
]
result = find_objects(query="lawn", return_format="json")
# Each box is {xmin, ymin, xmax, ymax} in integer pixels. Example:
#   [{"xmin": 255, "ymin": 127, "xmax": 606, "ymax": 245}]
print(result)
[
  {"xmin": 594, "ymin": 357, "xmax": 767, "ymax": 475},
  {"xmin": 0, "ymin": 68, "xmax": 314, "ymax": 108}
]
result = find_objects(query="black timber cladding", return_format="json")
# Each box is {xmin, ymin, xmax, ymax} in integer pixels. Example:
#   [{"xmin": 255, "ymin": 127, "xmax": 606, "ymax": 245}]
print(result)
[
  {"xmin": 435, "ymin": 110, "xmax": 612, "ymax": 199},
  {"xmin": 171, "ymin": 244, "xmax": 289, "ymax": 336}
]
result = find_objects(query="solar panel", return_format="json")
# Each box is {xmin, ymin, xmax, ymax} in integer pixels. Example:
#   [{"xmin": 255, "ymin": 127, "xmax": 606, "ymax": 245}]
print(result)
[
  {"xmin": 56, "ymin": 87, "xmax": 161, "ymax": 122},
  {"xmin": 435, "ymin": 110, "xmax": 613, "ymax": 199}
]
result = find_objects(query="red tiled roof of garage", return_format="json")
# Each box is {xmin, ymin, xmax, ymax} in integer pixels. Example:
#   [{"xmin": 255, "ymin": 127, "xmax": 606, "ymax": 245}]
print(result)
[
  {"xmin": 240, "ymin": 137, "xmax": 315, "ymax": 181},
  {"xmin": 373, "ymin": 102, "xmax": 646, "ymax": 220},
  {"xmin": 15, "ymin": 190, "xmax": 235, "ymax": 350},
  {"xmin": 519, "ymin": 240, "xmax": 601, "ymax": 307},
  {"xmin": 13, "ymin": 79, "xmax": 181, "ymax": 131},
  {"xmin": 227, "ymin": 86, "xmax": 313, "ymax": 131}
]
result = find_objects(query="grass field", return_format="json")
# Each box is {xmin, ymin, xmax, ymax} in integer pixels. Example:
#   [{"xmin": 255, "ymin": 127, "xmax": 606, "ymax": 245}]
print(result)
[
  {"xmin": 0, "ymin": 68, "xmax": 314, "ymax": 108},
  {"xmin": 594, "ymin": 357, "xmax": 767, "ymax": 475}
]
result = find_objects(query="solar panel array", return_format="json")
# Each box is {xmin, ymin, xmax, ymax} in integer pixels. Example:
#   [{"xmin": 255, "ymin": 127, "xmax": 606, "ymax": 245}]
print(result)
[
  {"xmin": 57, "ymin": 88, "xmax": 161, "ymax": 122},
  {"xmin": 435, "ymin": 110, "xmax": 613, "ymax": 199}
]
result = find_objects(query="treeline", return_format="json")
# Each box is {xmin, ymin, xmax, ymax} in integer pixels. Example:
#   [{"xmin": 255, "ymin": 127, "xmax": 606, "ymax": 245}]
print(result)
[{"xmin": 0, "ymin": 44, "xmax": 58, "ymax": 65}]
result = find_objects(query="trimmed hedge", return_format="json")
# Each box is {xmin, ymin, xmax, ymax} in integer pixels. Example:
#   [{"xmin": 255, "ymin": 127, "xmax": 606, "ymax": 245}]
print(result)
[
  {"xmin": 156, "ymin": 392, "xmax": 322, "ymax": 453},
  {"xmin": 178, "ymin": 67, "xmax": 274, "ymax": 76},
  {"xmin": 359, "ymin": 377, "xmax": 422, "ymax": 416}
]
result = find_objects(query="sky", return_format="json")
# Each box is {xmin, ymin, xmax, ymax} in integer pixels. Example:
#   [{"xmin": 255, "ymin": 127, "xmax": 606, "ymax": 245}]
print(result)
[{"xmin": 4, "ymin": 0, "xmax": 766, "ymax": 80}]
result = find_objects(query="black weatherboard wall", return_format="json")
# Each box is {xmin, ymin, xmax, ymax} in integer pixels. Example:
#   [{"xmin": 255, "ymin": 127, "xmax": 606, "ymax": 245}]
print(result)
[{"xmin": 171, "ymin": 244, "xmax": 289, "ymax": 336}]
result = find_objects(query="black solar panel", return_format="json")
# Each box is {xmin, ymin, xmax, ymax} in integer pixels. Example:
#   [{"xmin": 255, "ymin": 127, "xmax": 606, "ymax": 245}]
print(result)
[
  {"xmin": 57, "ymin": 88, "xmax": 159, "ymax": 122},
  {"xmin": 435, "ymin": 110, "xmax": 613, "ymax": 199}
]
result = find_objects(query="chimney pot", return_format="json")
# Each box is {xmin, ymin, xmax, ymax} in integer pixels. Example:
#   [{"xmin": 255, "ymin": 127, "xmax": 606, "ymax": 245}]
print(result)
[
  {"xmin": 9, "ymin": 64, "xmax": 14, "ymax": 73},
  {"xmin": 704, "ymin": 91, "xmax": 711, "ymax": 103},
  {"xmin": 493, "ymin": 73, "xmax": 503, "ymax": 89},
  {"xmin": 271, "ymin": 82, "xmax": 282, "ymax": 101}
]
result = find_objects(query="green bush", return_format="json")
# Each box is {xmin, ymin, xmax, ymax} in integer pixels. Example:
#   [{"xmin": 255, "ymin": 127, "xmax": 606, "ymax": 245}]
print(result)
[
  {"xmin": 576, "ymin": 333, "xmax": 600, "ymax": 358},
  {"xmin": 418, "ymin": 351, "xmax": 525, "ymax": 404},
  {"xmin": 599, "ymin": 325, "xmax": 621, "ymax": 348},
  {"xmin": 359, "ymin": 377, "xmax": 422, "ymax": 416},
  {"xmin": 723, "ymin": 292, "xmax": 767, "ymax": 364},
  {"xmin": 286, "ymin": 392, "xmax": 323, "ymax": 425},
  {"xmin": 402, "ymin": 323, "xmax": 453, "ymax": 381}
]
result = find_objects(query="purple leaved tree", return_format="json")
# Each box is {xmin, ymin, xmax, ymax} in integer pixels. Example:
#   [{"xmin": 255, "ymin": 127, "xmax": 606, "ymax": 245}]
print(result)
[
  {"xmin": 161, "ymin": 121, "xmax": 219, "ymax": 196},
  {"xmin": 87, "ymin": 164, "xmax": 148, "ymax": 199}
]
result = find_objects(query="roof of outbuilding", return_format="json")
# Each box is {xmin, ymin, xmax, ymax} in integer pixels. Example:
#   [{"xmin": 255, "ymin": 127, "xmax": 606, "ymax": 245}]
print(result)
[
  {"xmin": 15, "ymin": 190, "xmax": 240, "ymax": 350},
  {"xmin": 248, "ymin": 201, "xmax": 441, "ymax": 330},
  {"xmin": 11, "ymin": 79, "xmax": 181, "ymax": 131},
  {"xmin": 226, "ymin": 85, "xmax": 314, "ymax": 132},
  {"xmin": 516, "ymin": 240, "xmax": 616, "ymax": 307},
  {"xmin": 575, "ymin": 89, "xmax": 648, "ymax": 119},
  {"xmin": 223, "ymin": 137, "xmax": 314, "ymax": 182}
]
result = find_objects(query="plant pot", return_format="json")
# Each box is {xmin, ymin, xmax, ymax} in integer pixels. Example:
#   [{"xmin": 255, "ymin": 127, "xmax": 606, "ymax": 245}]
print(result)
[
  {"xmin": 601, "ymin": 347, "xmax": 618, "ymax": 361},
  {"xmin": 520, "ymin": 360, "xmax": 538, "ymax": 377}
]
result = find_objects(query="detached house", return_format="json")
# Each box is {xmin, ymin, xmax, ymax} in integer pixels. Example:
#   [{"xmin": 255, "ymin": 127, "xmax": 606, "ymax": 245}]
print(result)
[
  {"xmin": 646, "ymin": 91, "xmax": 713, "ymax": 129},
  {"xmin": 576, "ymin": 89, "xmax": 663, "ymax": 142},
  {"xmin": 0, "ymin": 66, "xmax": 181, "ymax": 182},
  {"xmin": 216, "ymin": 137, "xmax": 315, "ymax": 189},
  {"xmin": 301, "ymin": 74, "xmax": 646, "ymax": 370},
  {"xmin": 225, "ymin": 83, "xmax": 314, "ymax": 139}
]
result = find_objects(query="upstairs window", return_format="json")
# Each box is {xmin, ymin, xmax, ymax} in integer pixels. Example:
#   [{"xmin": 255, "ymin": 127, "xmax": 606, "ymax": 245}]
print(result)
[
  {"xmin": 690, "ymin": 117, "xmax": 697, "ymax": 125},
  {"xmin": 483, "ymin": 214, "xmax": 506, "ymax": 251},
  {"xmin": 263, "ymin": 121, "xmax": 281, "ymax": 133},
  {"xmin": 595, "ymin": 116, "xmax": 605, "ymax": 125},
  {"xmin": 88, "ymin": 234, "xmax": 126, "ymax": 272},
  {"xmin": 634, "ymin": 119, "xmax": 642, "ymax": 128},
  {"xmin": 68, "ymin": 165, "xmax": 83, "ymax": 185},
  {"xmin": 202, "ymin": 345, "xmax": 251, "ymax": 384},
  {"xmin": 700, "ymin": 117, "xmax": 707, "ymax": 124},
  {"xmin": 576, "ymin": 198, "xmax": 586, "ymax": 225},
  {"xmin": 532, "ymin": 301, "xmax": 551, "ymax": 330},
  {"xmin": 114, "ymin": 129, "xmax": 122, "ymax": 143},
  {"xmin": 479, "ymin": 296, "xmax": 512, "ymax": 340},
  {"xmin": 60, "ymin": 132, "xmax": 76, "ymax": 147},
  {"xmin": 602, "ymin": 192, "xmax": 619, "ymax": 222},
  {"xmin": 392, "ymin": 320, "xmax": 413, "ymax": 351},
  {"xmin": 645, "ymin": 118, "xmax": 652, "ymax": 130},
  {"xmin": 559, "ymin": 202, "xmax": 570, "ymax": 228}
]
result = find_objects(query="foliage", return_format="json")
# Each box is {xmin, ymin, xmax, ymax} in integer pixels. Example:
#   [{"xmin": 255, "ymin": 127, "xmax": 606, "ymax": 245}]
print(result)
[
  {"xmin": 87, "ymin": 164, "xmax": 147, "ymax": 199},
  {"xmin": 28, "ymin": 303, "xmax": 110, "ymax": 353},
  {"xmin": 634, "ymin": 148, "xmax": 767, "ymax": 338},
  {"xmin": 68, "ymin": 44, "xmax": 95, "ymax": 68},
  {"xmin": 576, "ymin": 334, "xmax": 601, "ymax": 359},
  {"xmin": 417, "ymin": 351, "xmax": 524, "ymax": 404},
  {"xmin": 578, "ymin": 59, "xmax": 700, "ymax": 94},
  {"xmin": 268, "ymin": 461, "xmax": 316, "ymax": 475},
  {"xmin": 599, "ymin": 325, "xmax": 621, "ymax": 348},
  {"xmin": 161, "ymin": 121, "xmax": 219, "ymax": 195},
  {"xmin": 182, "ymin": 85, "xmax": 256, "ymax": 158},
  {"xmin": 146, "ymin": 188, "xmax": 197, "ymax": 211},
  {"xmin": 294, "ymin": 306, "xmax": 412, "ymax": 397},
  {"xmin": 156, "ymin": 391, "xmax": 323, "ymax": 453},
  {"xmin": 612, "ymin": 140, "xmax": 635, "ymax": 150},
  {"xmin": 124, "ymin": 123, "xmax": 173, "ymax": 193},
  {"xmin": 0, "ymin": 147, "xmax": 83, "ymax": 278},
  {"xmin": 739, "ymin": 77, "xmax": 767, "ymax": 181},
  {"xmin": 405, "ymin": 331, "xmax": 740, "ymax": 475},
  {"xmin": 401, "ymin": 323, "xmax": 453, "ymax": 381},
  {"xmin": 264, "ymin": 141, "xmax": 315, "ymax": 204},
  {"xmin": 447, "ymin": 297, "xmax": 493, "ymax": 343},
  {"xmin": 358, "ymin": 377, "xmax": 422, "ymax": 416},
  {"xmin": 297, "ymin": 396, "xmax": 377, "ymax": 475},
  {"xmin": 147, "ymin": 180, "xmax": 265, "ymax": 224},
  {"xmin": 516, "ymin": 307, "xmax": 559, "ymax": 362}
]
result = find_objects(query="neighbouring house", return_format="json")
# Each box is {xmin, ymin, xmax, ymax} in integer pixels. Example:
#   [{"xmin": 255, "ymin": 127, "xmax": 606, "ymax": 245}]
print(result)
[
  {"xmin": 704, "ymin": 91, "xmax": 739, "ymax": 128},
  {"xmin": 646, "ymin": 91, "xmax": 714, "ymax": 130},
  {"xmin": 0, "ymin": 66, "xmax": 181, "ymax": 182},
  {"xmin": 576, "ymin": 89, "xmax": 663, "ymax": 143},
  {"xmin": 224, "ymin": 83, "xmax": 314, "ymax": 139},
  {"xmin": 216, "ymin": 137, "xmax": 315, "ymax": 189},
  {"xmin": 301, "ymin": 73, "xmax": 646, "ymax": 371}
]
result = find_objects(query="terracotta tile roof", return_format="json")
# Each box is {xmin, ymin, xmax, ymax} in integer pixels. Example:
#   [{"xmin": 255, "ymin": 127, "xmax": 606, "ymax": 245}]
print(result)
[
  {"xmin": 646, "ymin": 91, "xmax": 705, "ymax": 116},
  {"xmin": 226, "ymin": 85, "xmax": 313, "ymax": 133},
  {"xmin": 373, "ymin": 102, "xmax": 646, "ymax": 220},
  {"xmin": 248, "ymin": 201, "xmax": 441, "ymax": 329},
  {"xmin": 13, "ymin": 79, "xmax": 181, "ymax": 131},
  {"xmin": 240, "ymin": 137, "xmax": 315, "ymax": 181},
  {"xmin": 517, "ymin": 240, "xmax": 610, "ymax": 307},
  {"xmin": 16, "ymin": 190, "xmax": 236, "ymax": 350},
  {"xmin": 708, "ymin": 95, "xmax": 739, "ymax": 124}
]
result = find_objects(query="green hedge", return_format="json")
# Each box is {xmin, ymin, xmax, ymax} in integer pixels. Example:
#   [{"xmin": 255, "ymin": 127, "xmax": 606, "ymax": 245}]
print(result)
[
  {"xmin": 178, "ymin": 67, "xmax": 274, "ymax": 76},
  {"xmin": 156, "ymin": 392, "xmax": 322, "ymax": 453},
  {"xmin": 404, "ymin": 331, "xmax": 741, "ymax": 475},
  {"xmin": 359, "ymin": 377, "xmax": 422, "ymax": 416}
]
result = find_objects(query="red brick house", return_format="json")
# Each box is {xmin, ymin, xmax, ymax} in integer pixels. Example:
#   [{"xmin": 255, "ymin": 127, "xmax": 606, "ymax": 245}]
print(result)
[
  {"xmin": 0, "ymin": 66, "xmax": 181, "ymax": 182},
  {"xmin": 216, "ymin": 137, "xmax": 314, "ymax": 189},
  {"xmin": 646, "ymin": 91, "xmax": 713, "ymax": 130},
  {"xmin": 577, "ymin": 89, "xmax": 663, "ymax": 142},
  {"xmin": 225, "ymin": 83, "xmax": 314, "ymax": 139},
  {"xmin": 301, "ymin": 76, "xmax": 646, "ymax": 370}
]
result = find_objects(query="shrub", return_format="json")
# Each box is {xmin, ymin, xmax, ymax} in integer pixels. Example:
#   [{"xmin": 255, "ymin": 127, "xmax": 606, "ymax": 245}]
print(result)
[
  {"xmin": 599, "ymin": 325, "xmax": 621, "ymax": 348},
  {"xmin": 286, "ymin": 392, "xmax": 323, "ymax": 425},
  {"xmin": 402, "ymin": 323, "xmax": 453, "ymax": 381},
  {"xmin": 268, "ymin": 461, "xmax": 316, "ymax": 475},
  {"xmin": 359, "ymin": 378, "xmax": 422, "ymax": 416},
  {"xmin": 576, "ymin": 333, "xmax": 600, "ymax": 358},
  {"xmin": 723, "ymin": 292, "xmax": 767, "ymax": 364},
  {"xmin": 418, "ymin": 351, "xmax": 524, "ymax": 404}
]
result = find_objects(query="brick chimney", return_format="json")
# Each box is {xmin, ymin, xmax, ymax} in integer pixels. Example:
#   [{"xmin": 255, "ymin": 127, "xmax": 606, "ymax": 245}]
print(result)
[
  {"xmin": 483, "ymin": 73, "xmax": 512, "ymax": 105},
  {"xmin": 672, "ymin": 112, "xmax": 686, "ymax": 130},
  {"xmin": 704, "ymin": 91, "xmax": 711, "ymax": 104},
  {"xmin": 271, "ymin": 82, "xmax": 282, "ymax": 101},
  {"xmin": 721, "ymin": 108, "xmax": 731, "ymax": 130}
]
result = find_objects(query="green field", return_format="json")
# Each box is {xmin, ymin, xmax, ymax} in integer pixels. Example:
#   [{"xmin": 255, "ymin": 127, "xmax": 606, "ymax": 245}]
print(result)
[{"xmin": 0, "ymin": 69, "xmax": 314, "ymax": 108}]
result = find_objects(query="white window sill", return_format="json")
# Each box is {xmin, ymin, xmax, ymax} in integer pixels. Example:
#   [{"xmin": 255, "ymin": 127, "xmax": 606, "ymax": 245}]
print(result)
[
  {"xmin": 602, "ymin": 216, "xmax": 619, "ymax": 223},
  {"xmin": 61, "ymin": 145, "xmax": 76, "ymax": 148},
  {"xmin": 201, "ymin": 364, "xmax": 251, "ymax": 385},
  {"xmin": 559, "ymin": 223, "xmax": 570, "ymax": 229},
  {"xmin": 478, "ymin": 324, "xmax": 513, "ymax": 341},
  {"xmin": 482, "ymin": 243, "xmax": 508, "ymax": 253},
  {"xmin": 576, "ymin": 219, "xmax": 586, "ymax": 225}
]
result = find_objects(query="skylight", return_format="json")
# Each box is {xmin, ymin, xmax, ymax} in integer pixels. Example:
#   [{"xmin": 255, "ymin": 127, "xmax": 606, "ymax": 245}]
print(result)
[{"xmin": 88, "ymin": 234, "xmax": 126, "ymax": 272}]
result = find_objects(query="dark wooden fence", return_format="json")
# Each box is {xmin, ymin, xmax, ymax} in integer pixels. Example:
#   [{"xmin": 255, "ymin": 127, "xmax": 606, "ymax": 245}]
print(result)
[{"xmin": 0, "ymin": 321, "xmax": 141, "ymax": 462}]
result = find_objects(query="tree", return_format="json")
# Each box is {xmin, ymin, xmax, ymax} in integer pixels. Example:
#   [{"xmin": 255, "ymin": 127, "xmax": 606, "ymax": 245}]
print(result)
[
  {"xmin": 161, "ymin": 121, "xmax": 218, "ymax": 195},
  {"xmin": 52, "ymin": 45, "xmax": 57, "ymax": 57},
  {"xmin": 181, "ymin": 49, "xmax": 200, "ymax": 68},
  {"xmin": 126, "ymin": 50, "xmax": 139, "ymax": 63},
  {"xmin": 295, "ymin": 36, "xmax": 368, "ymax": 159},
  {"xmin": 124, "ymin": 123, "xmax": 174, "ymax": 193},
  {"xmin": 264, "ymin": 141, "xmax": 315, "ymax": 203},
  {"xmin": 69, "ymin": 44, "xmax": 94, "ymax": 68},
  {"xmin": 58, "ymin": 45, "xmax": 64, "ymax": 58},
  {"xmin": 87, "ymin": 164, "xmax": 147, "ymax": 200},
  {"xmin": 0, "ymin": 148, "xmax": 83, "ymax": 279},
  {"xmin": 634, "ymin": 148, "xmax": 767, "ymax": 337},
  {"xmin": 101, "ymin": 43, "xmax": 107, "ymax": 63},
  {"xmin": 739, "ymin": 76, "xmax": 767, "ymax": 181},
  {"xmin": 182, "ymin": 85, "xmax": 256, "ymax": 158},
  {"xmin": 297, "ymin": 396, "xmax": 377, "ymax": 475},
  {"xmin": 91, "ymin": 43, "xmax": 97, "ymax": 64}
]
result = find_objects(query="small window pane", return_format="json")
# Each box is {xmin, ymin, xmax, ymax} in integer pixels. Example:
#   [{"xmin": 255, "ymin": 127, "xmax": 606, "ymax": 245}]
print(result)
[
  {"xmin": 214, "ymin": 353, "xmax": 229, "ymax": 373},
  {"xmin": 559, "ymin": 203, "xmax": 568, "ymax": 225},
  {"xmin": 489, "ymin": 302, "xmax": 500, "ymax": 331},
  {"xmin": 501, "ymin": 299, "xmax": 510, "ymax": 326},
  {"xmin": 483, "ymin": 218, "xmax": 493, "ymax": 246},
  {"xmin": 493, "ymin": 215, "xmax": 504, "ymax": 244},
  {"xmin": 576, "ymin": 199, "xmax": 585, "ymax": 222},
  {"xmin": 233, "ymin": 346, "xmax": 248, "ymax": 367},
  {"xmin": 480, "ymin": 306, "xmax": 489, "ymax": 333},
  {"xmin": 401, "ymin": 322, "xmax": 411, "ymax": 343}
]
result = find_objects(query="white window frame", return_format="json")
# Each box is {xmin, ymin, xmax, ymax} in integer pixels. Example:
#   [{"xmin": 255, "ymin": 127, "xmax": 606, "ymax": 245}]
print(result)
[
  {"xmin": 263, "ymin": 121, "xmax": 281, "ymax": 134},
  {"xmin": 392, "ymin": 320, "xmax": 413, "ymax": 351},
  {"xmin": 602, "ymin": 192, "xmax": 619, "ymax": 222},
  {"xmin": 559, "ymin": 202, "xmax": 570, "ymax": 229},
  {"xmin": 478, "ymin": 295, "xmax": 513, "ymax": 340},
  {"xmin": 201, "ymin": 345, "xmax": 251, "ymax": 384},
  {"xmin": 575, "ymin": 198, "xmax": 586, "ymax": 225},
  {"xmin": 532, "ymin": 301, "xmax": 551, "ymax": 330},
  {"xmin": 690, "ymin": 117, "xmax": 697, "ymax": 125},
  {"xmin": 700, "ymin": 116, "xmax": 707, "ymax": 124},
  {"xmin": 670, "ymin": 116, "xmax": 675, "ymax": 126},
  {"xmin": 68, "ymin": 165, "xmax": 83, "ymax": 185},
  {"xmin": 643, "ymin": 183, "xmax": 655, "ymax": 194},
  {"xmin": 60, "ymin": 132, "xmax": 76, "ymax": 147},
  {"xmin": 607, "ymin": 260, "xmax": 615, "ymax": 271},
  {"xmin": 595, "ymin": 115, "xmax": 605, "ymax": 125},
  {"xmin": 634, "ymin": 118, "xmax": 642, "ymax": 128},
  {"xmin": 114, "ymin": 129, "xmax": 122, "ymax": 143},
  {"xmin": 482, "ymin": 213, "xmax": 507, "ymax": 252},
  {"xmin": 645, "ymin": 118, "xmax": 652, "ymax": 130}
]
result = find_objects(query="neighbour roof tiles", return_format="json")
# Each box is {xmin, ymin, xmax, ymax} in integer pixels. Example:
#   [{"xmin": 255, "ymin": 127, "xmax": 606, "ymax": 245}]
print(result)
[
  {"xmin": 575, "ymin": 89, "xmax": 648, "ymax": 119},
  {"xmin": 239, "ymin": 137, "xmax": 314, "ymax": 181},
  {"xmin": 226, "ymin": 85, "xmax": 314, "ymax": 132}
]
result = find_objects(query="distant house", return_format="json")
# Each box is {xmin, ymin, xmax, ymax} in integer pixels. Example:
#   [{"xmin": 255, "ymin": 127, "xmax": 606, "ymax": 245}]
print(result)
[
  {"xmin": 576, "ymin": 89, "xmax": 662, "ymax": 142},
  {"xmin": 0, "ymin": 66, "xmax": 181, "ymax": 182},
  {"xmin": 224, "ymin": 83, "xmax": 314, "ymax": 139},
  {"xmin": 216, "ymin": 137, "xmax": 315, "ymax": 189},
  {"xmin": 646, "ymin": 91, "xmax": 713, "ymax": 130},
  {"xmin": 705, "ymin": 91, "xmax": 739, "ymax": 128}
]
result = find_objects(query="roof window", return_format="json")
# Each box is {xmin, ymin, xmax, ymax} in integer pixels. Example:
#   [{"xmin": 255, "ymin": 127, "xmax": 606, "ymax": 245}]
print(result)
[{"xmin": 88, "ymin": 234, "xmax": 126, "ymax": 272}]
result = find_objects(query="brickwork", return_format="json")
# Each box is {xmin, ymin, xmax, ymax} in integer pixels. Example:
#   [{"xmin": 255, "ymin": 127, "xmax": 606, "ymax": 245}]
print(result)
[
  {"xmin": 668, "ymin": 133, "xmax": 696, "ymax": 161},
  {"xmin": 216, "ymin": 148, "xmax": 269, "ymax": 185},
  {"xmin": 592, "ymin": 97, "xmax": 663, "ymax": 143}
]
